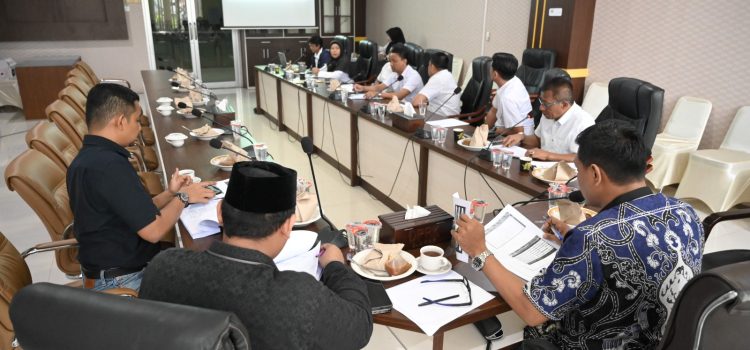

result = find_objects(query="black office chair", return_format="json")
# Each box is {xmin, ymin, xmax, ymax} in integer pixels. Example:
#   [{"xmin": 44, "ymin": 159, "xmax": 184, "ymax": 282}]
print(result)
[
  {"xmin": 402, "ymin": 42, "xmax": 424, "ymax": 69},
  {"xmin": 332, "ymin": 35, "xmax": 351, "ymax": 56},
  {"xmin": 447, "ymin": 56, "xmax": 492, "ymax": 126},
  {"xmin": 10, "ymin": 283, "xmax": 251, "ymax": 350},
  {"xmin": 701, "ymin": 207, "xmax": 750, "ymax": 271},
  {"xmin": 417, "ymin": 49, "xmax": 454, "ymax": 84},
  {"xmin": 596, "ymin": 77, "xmax": 664, "ymax": 150},
  {"xmin": 529, "ymin": 68, "xmax": 572, "ymax": 127},
  {"xmin": 515, "ymin": 48, "xmax": 556, "ymax": 96},
  {"xmin": 351, "ymin": 39, "xmax": 378, "ymax": 84}
]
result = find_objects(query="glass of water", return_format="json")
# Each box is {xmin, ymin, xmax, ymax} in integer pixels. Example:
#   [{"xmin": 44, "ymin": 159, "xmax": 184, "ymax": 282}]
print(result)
[
  {"xmin": 491, "ymin": 149, "xmax": 503, "ymax": 168},
  {"xmin": 431, "ymin": 126, "xmax": 440, "ymax": 143},
  {"xmin": 340, "ymin": 90, "xmax": 348, "ymax": 103},
  {"xmin": 376, "ymin": 104, "xmax": 386, "ymax": 120},
  {"xmin": 501, "ymin": 151, "xmax": 513, "ymax": 171},
  {"xmin": 436, "ymin": 127, "xmax": 448, "ymax": 144},
  {"xmin": 253, "ymin": 143, "xmax": 268, "ymax": 161},
  {"xmin": 419, "ymin": 102, "xmax": 427, "ymax": 116}
]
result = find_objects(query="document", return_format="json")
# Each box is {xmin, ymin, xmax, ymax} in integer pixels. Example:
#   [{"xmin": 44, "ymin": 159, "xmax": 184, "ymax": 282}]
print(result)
[
  {"xmin": 274, "ymin": 230, "xmax": 323, "ymax": 280},
  {"xmin": 451, "ymin": 193, "xmax": 472, "ymax": 263},
  {"xmin": 426, "ymin": 118, "xmax": 469, "ymax": 128},
  {"xmin": 482, "ymin": 205, "xmax": 559, "ymax": 281},
  {"xmin": 491, "ymin": 145, "xmax": 528, "ymax": 158},
  {"xmin": 348, "ymin": 93, "xmax": 367, "ymax": 100},
  {"xmin": 386, "ymin": 270, "xmax": 494, "ymax": 336},
  {"xmin": 179, "ymin": 180, "xmax": 229, "ymax": 239}
]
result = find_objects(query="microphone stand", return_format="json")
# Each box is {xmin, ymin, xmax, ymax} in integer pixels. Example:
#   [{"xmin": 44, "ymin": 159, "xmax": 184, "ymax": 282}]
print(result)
[
  {"xmin": 478, "ymin": 116, "xmax": 533, "ymax": 162},
  {"xmin": 170, "ymin": 81, "xmax": 217, "ymax": 99},
  {"xmin": 209, "ymin": 139, "xmax": 254, "ymax": 160},
  {"xmin": 167, "ymin": 67, "xmax": 208, "ymax": 89},
  {"xmin": 414, "ymin": 87, "xmax": 462, "ymax": 139}
]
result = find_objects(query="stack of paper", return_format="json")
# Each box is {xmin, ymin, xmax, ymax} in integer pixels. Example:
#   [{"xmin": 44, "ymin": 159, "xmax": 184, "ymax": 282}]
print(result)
[
  {"xmin": 179, "ymin": 180, "xmax": 229, "ymax": 239},
  {"xmin": 274, "ymin": 230, "xmax": 322, "ymax": 280}
]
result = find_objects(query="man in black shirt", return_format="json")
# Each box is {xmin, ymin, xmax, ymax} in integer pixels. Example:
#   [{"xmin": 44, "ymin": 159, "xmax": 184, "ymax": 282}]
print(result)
[
  {"xmin": 140, "ymin": 162, "xmax": 373, "ymax": 350},
  {"xmin": 67, "ymin": 83, "xmax": 216, "ymax": 291}
]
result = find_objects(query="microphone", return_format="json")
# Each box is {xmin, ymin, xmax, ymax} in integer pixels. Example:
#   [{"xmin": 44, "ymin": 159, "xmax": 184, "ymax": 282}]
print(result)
[
  {"xmin": 170, "ymin": 81, "xmax": 217, "ymax": 99},
  {"xmin": 370, "ymin": 75, "xmax": 403, "ymax": 99},
  {"xmin": 478, "ymin": 115, "xmax": 533, "ymax": 162},
  {"xmin": 166, "ymin": 67, "xmax": 207, "ymax": 88},
  {"xmin": 300, "ymin": 136, "xmax": 348, "ymax": 248},
  {"xmin": 209, "ymin": 138, "xmax": 253, "ymax": 160},
  {"xmin": 188, "ymin": 107, "xmax": 254, "ymax": 146},
  {"xmin": 413, "ymin": 87, "xmax": 462, "ymax": 139},
  {"xmin": 511, "ymin": 190, "xmax": 584, "ymax": 207}
]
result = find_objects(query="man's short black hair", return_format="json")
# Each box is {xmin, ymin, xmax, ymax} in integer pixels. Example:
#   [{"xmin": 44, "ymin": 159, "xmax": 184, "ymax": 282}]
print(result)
[
  {"xmin": 221, "ymin": 201, "xmax": 295, "ymax": 239},
  {"xmin": 541, "ymin": 77, "xmax": 574, "ymax": 103},
  {"xmin": 85, "ymin": 83, "xmax": 139, "ymax": 129},
  {"xmin": 576, "ymin": 119, "xmax": 649, "ymax": 185},
  {"xmin": 429, "ymin": 52, "xmax": 451, "ymax": 71},
  {"xmin": 389, "ymin": 43, "xmax": 408, "ymax": 62},
  {"xmin": 491, "ymin": 53, "xmax": 518, "ymax": 80},
  {"xmin": 308, "ymin": 35, "xmax": 323, "ymax": 47}
]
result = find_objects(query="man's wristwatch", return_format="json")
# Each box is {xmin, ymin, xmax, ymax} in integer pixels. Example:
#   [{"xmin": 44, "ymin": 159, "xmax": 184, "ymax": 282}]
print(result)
[
  {"xmin": 176, "ymin": 192, "xmax": 190, "ymax": 207},
  {"xmin": 472, "ymin": 249, "xmax": 494, "ymax": 271}
]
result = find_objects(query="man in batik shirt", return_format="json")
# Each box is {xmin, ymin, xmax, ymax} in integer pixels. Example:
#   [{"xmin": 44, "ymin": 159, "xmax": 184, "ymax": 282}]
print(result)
[{"xmin": 453, "ymin": 119, "xmax": 703, "ymax": 349}]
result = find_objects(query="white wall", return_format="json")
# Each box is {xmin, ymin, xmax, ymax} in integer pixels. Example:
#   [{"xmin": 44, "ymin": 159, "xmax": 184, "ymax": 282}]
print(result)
[{"xmin": 0, "ymin": 2, "xmax": 150, "ymax": 93}]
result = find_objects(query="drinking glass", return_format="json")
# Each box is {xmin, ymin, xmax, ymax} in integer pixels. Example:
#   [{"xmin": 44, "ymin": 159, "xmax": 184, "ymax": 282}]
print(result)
[
  {"xmin": 419, "ymin": 102, "xmax": 427, "ymax": 116},
  {"xmin": 436, "ymin": 127, "xmax": 448, "ymax": 144},
  {"xmin": 340, "ymin": 90, "xmax": 348, "ymax": 103},
  {"xmin": 431, "ymin": 126, "xmax": 440, "ymax": 143},
  {"xmin": 376, "ymin": 104, "xmax": 386, "ymax": 120},
  {"xmin": 253, "ymin": 143, "xmax": 268, "ymax": 161},
  {"xmin": 501, "ymin": 151, "xmax": 513, "ymax": 171},
  {"xmin": 491, "ymin": 149, "xmax": 502, "ymax": 168}
]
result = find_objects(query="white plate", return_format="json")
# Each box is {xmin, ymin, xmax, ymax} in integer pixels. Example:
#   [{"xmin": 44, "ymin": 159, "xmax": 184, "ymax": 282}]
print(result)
[
  {"xmin": 531, "ymin": 168, "xmax": 578, "ymax": 185},
  {"xmin": 156, "ymin": 97, "xmax": 173, "ymax": 104},
  {"xmin": 192, "ymin": 99, "xmax": 207, "ymax": 106},
  {"xmin": 547, "ymin": 206, "xmax": 597, "ymax": 226},
  {"xmin": 210, "ymin": 155, "xmax": 235, "ymax": 171},
  {"xmin": 294, "ymin": 206, "xmax": 322, "ymax": 227},
  {"xmin": 415, "ymin": 256, "xmax": 452, "ymax": 276},
  {"xmin": 156, "ymin": 105, "xmax": 174, "ymax": 111},
  {"xmin": 457, "ymin": 138, "xmax": 488, "ymax": 152},
  {"xmin": 351, "ymin": 249, "xmax": 417, "ymax": 281},
  {"xmin": 190, "ymin": 128, "xmax": 223, "ymax": 140}
]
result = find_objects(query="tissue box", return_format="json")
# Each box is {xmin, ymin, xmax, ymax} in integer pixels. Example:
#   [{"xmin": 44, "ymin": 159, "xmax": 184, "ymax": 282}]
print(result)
[
  {"xmin": 378, "ymin": 205, "xmax": 453, "ymax": 250},
  {"xmin": 390, "ymin": 113, "xmax": 425, "ymax": 133}
]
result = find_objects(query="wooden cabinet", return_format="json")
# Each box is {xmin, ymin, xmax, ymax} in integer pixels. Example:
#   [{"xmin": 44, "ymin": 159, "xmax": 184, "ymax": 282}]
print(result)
[
  {"xmin": 16, "ymin": 56, "xmax": 80, "ymax": 119},
  {"xmin": 321, "ymin": 0, "xmax": 354, "ymax": 36}
]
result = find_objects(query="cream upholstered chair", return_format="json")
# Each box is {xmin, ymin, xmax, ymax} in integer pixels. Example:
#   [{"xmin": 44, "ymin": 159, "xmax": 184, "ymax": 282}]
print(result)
[
  {"xmin": 581, "ymin": 82, "xmax": 609, "ymax": 119},
  {"xmin": 646, "ymin": 96, "xmax": 713, "ymax": 190},
  {"xmin": 675, "ymin": 106, "xmax": 750, "ymax": 212}
]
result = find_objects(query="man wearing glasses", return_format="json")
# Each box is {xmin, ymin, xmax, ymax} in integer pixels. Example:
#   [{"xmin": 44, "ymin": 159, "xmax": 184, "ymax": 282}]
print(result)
[
  {"xmin": 502, "ymin": 78, "xmax": 595, "ymax": 162},
  {"xmin": 454, "ymin": 120, "xmax": 702, "ymax": 349}
]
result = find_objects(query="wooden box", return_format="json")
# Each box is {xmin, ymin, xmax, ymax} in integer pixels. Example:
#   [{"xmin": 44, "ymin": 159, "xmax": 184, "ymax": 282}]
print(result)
[
  {"xmin": 378, "ymin": 205, "xmax": 453, "ymax": 250},
  {"xmin": 390, "ymin": 113, "xmax": 425, "ymax": 133}
]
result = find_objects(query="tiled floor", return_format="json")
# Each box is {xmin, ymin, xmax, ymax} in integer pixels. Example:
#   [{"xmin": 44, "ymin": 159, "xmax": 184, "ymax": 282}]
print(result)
[{"xmin": 1, "ymin": 89, "xmax": 749, "ymax": 349}]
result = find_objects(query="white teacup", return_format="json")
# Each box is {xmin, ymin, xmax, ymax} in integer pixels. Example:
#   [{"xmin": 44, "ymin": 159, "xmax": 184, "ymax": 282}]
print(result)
[
  {"xmin": 420, "ymin": 245, "xmax": 448, "ymax": 271},
  {"xmin": 178, "ymin": 169, "xmax": 196, "ymax": 182}
]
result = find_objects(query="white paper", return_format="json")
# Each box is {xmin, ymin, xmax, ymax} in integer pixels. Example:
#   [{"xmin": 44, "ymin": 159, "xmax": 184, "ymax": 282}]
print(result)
[
  {"xmin": 340, "ymin": 84, "xmax": 354, "ymax": 93},
  {"xmin": 179, "ymin": 180, "xmax": 228, "ymax": 239},
  {"xmin": 386, "ymin": 271, "xmax": 494, "ymax": 336},
  {"xmin": 317, "ymin": 71, "xmax": 336, "ymax": 79},
  {"xmin": 483, "ymin": 205, "xmax": 559, "ymax": 281},
  {"xmin": 405, "ymin": 205, "xmax": 431, "ymax": 220},
  {"xmin": 426, "ymin": 119, "xmax": 469, "ymax": 128},
  {"xmin": 403, "ymin": 103, "xmax": 415, "ymax": 117},
  {"xmin": 348, "ymin": 93, "xmax": 367, "ymax": 100},
  {"xmin": 274, "ymin": 230, "xmax": 323, "ymax": 280},
  {"xmin": 452, "ymin": 193, "xmax": 472, "ymax": 263},
  {"xmin": 490, "ymin": 145, "xmax": 528, "ymax": 158}
]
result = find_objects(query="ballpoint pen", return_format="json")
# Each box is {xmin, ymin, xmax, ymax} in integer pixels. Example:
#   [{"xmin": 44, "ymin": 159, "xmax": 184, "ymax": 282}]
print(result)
[{"xmin": 550, "ymin": 225, "xmax": 564, "ymax": 242}]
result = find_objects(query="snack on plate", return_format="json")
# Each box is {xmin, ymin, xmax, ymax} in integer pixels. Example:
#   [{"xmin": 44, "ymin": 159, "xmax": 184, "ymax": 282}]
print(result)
[
  {"xmin": 192, "ymin": 124, "xmax": 219, "ymax": 137},
  {"xmin": 384, "ymin": 255, "xmax": 412, "ymax": 276},
  {"xmin": 542, "ymin": 161, "xmax": 576, "ymax": 182},
  {"xmin": 218, "ymin": 155, "xmax": 237, "ymax": 167}
]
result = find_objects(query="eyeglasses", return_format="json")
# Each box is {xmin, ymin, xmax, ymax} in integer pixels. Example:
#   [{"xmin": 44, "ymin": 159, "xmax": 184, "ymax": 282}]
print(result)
[
  {"xmin": 538, "ymin": 97, "xmax": 562, "ymax": 108},
  {"xmin": 418, "ymin": 277, "xmax": 473, "ymax": 307}
]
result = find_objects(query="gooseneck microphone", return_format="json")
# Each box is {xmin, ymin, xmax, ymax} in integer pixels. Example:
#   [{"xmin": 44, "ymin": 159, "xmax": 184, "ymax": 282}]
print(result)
[
  {"xmin": 478, "ymin": 115, "xmax": 533, "ymax": 162},
  {"xmin": 166, "ymin": 67, "xmax": 208, "ymax": 88},
  {"xmin": 209, "ymin": 138, "xmax": 253, "ymax": 160},
  {"xmin": 186, "ymin": 106, "xmax": 254, "ymax": 145},
  {"xmin": 511, "ymin": 190, "xmax": 585, "ymax": 207},
  {"xmin": 300, "ymin": 137, "xmax": 348, "ymax": 248},
  {"xmin": 414, "ymin": 86, "xmax": 462, "ymax": 139},
  {"xmin": 371, "ymin": 75, "xmax": 403, "ymax": 98},
  {"xmin": 170, "ymin": 81, "xmax": 217, "ymax": 99}
]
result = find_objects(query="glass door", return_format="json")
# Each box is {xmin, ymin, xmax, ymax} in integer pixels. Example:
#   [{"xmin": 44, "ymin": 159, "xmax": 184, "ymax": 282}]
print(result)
[{"xmin": 146, "ymin": 0, "xmax": 239, "ymax": 87}]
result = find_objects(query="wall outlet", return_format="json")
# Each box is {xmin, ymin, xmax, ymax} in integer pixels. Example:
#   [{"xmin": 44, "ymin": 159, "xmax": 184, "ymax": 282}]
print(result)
[{"xmin": 486, "ymin": 31, "xmax": 491, "ymax": 41}]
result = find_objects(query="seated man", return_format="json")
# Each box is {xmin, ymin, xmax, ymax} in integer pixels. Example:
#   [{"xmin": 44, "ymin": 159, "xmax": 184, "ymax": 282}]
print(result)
[
  {"xmin": 140, "ymin": 162, "xmax": 373, "ymax": 350},
  {"xmin": 353, "ymin": 43, "xmax": 423, "ymax": 103},
  {"xmin": 484, "ymin": 53, "xmax": 533, "ymax": 136},
  {"xmin": 67, "ymin": 83, "xmax": 215, "ymax": 292},
  {"xmin": 411, "ymin": 52, "xmax": 461, "ymax": 117},
  {"xmin": 308, "ymin": 35, "xmax": 331, "ymax": 74},
  {"xmin": 502, "ymin": 77, "xmax": 595, "ymax": 162},
  {"xmin": 454, "ymin": 120, "xmax": 703, "ymax": 349}
]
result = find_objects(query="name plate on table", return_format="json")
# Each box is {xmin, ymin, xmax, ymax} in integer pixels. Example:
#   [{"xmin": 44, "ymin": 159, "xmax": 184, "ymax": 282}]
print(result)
[
  {"xmin": 390, "ymin": 112, "xmax": 425, "ymax": 133},
  {"xmin": 378, "ymin": 205, "xmax": 453, "ymax": 250}
]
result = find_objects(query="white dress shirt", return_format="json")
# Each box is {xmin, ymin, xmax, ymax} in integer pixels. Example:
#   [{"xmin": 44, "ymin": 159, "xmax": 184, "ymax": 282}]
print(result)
[
  {"xmin": 377, "ymin": 62, "xmax": 396, "ymax": 84},
  {"xmin": 418, "ymin": 69, "xmax": 461, "ymax": 116},
  {"xmin": 534, "ymin": 102, "xmax": 595, "ymax": 154},
  {"xmin": 387, "ymin": 65, "xmax": 423, "ymax": 103},
  {"xmin": 492, "ymin": 76, "xmax": 533, "ymax": 134},
  {"xmin": 313, "ymin": 50, "xmax": 321, "ymax": 67}
]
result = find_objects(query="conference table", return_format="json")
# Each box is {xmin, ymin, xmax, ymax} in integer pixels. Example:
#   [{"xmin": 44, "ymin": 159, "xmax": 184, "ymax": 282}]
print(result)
[{"xmin": 140, "ymin": 69, "xmax": 558, "ymax": 350}]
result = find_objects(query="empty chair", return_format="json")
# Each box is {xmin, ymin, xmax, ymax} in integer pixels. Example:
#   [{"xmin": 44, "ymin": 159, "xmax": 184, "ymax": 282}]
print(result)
[
  {"xmin": 350, "ymin": 39, "xmax": 378, "ymax": 83},
  {"xmin": 4, "ymin": 149, "xmax": 79, "ymax": 276},
  {"xmin": 675, "ymin": 107, "xmax": 750, "ymax": 212},
  {"xmin": 596, "ymin": 77, "xmax": 664, "ymax": 150},
  {"xmin": 646, "ymin": 96, "xmax": 713, "ymax": 190},
  {"xmin": 402, "ymin": 42, "xmax": 423, "ymax": 69},
  {"xmin": 515, "ymin": 48, "xmax": 555, "ymax": 96},
  {"xmin": 448, "ymin": 56, "xmax": 492, "ymax": 125},
  {"xmin": 581, "ymin": 82, "xmax": 609, "ymax": 118},
  {"xmin": 657, "ymin": 261, "xmax": 750, "ymax": 350},
  {"xmin": 72, "ymin": 60, "xmax": 131, "ymax": 88},
  {"xmin": 701, "ymin": 206, "xmax": 750, "ymax": 272},
  {"xmin": 10, "ymin": 283, "xmax": 250, "ymax": 350},
  {"xmin": 417, "ymin": 49, "xmax": 453, "ymax": 84}
]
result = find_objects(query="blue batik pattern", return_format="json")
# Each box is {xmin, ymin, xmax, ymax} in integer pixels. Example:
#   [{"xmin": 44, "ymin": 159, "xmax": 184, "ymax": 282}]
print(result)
[{"xmin": 523, "ymin": 193, "xmax": 703, "ymax": 350}]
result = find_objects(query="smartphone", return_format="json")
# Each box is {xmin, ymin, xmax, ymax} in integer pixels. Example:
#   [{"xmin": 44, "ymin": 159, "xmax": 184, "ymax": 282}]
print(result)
[
  {"xmin": 206, "ymin": 184, "xmax": 223, "ymax": 195},
  {"xmin": 365, "ymin": 280, "xmax": 392, "ymax": 315}
]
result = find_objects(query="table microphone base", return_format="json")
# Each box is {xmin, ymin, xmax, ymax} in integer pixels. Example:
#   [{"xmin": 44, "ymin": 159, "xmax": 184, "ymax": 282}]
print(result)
[
  {"xmin": 478, "ymin": 148, "xmax": 492, "ymax": 162},
  {"xmin": 414, "ymin": 128, "xmax": 432, "ymax": 139},
  {"xmin": 317, "ymin": 226, "xmax": 348, "ymax": 249}
]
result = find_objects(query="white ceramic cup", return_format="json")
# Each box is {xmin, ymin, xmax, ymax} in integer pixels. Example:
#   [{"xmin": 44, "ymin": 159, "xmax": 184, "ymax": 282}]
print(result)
[
  {"xmin": 420, "ymin": 245, "xmax": 448, "ymax": 271},
  {"xmin": 178, "ymin": 169, "xmax": 195, "ymax": 182}
]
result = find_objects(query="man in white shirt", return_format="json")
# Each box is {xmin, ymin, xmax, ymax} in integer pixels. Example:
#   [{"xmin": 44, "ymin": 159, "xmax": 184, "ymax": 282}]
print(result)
[
  {"xmin": 307, "ymin": 35, "xmax": 331, "ymax": 75},
  {"xmin": 502, "ymin": 77, "xmax": 595, "ymax": 162},
  {"xmin": 412, "ymin": 52, "xmax": 461, "ymax": 117},
  {"xmin": 354, "ymin": 43, "xmax": 423, "ymax": 103},
  {"xmin": 485, "ymin": 53, "xmax": 533, "ymax": 136}
]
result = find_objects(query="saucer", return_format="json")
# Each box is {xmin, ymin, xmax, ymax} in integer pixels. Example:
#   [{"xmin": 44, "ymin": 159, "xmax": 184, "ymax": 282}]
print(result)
[{"xmin": 416, "ymin": 256, "xmax": 452, "ymax": 275}]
